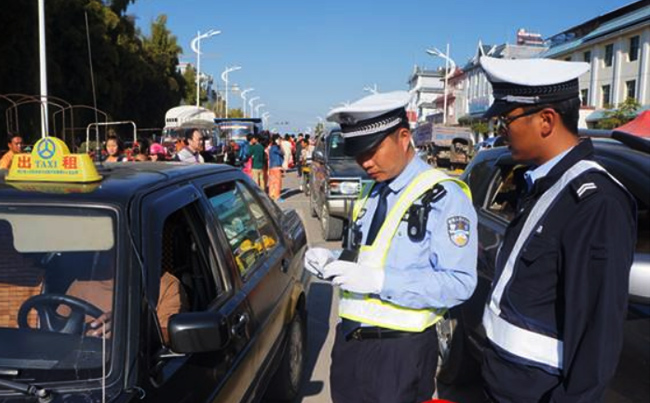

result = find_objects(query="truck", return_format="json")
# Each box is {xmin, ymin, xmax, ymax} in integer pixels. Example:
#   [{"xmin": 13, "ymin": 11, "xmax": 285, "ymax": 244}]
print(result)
[{"xmin": 412, "ymin": 123, "xmax": 475, "ymax": 170}]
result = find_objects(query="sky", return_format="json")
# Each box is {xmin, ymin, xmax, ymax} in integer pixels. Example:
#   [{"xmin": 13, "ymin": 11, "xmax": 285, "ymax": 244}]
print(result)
[{"xmin": 128, "ymin": 0, "xmax": 631, "ymax": 133}]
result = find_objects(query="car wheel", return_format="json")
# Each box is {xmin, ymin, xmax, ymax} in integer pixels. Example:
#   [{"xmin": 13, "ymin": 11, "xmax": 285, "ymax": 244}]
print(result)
[
  {"xmin": 435, "ymin": 309, "xmax": 479, "ymax": 385},
  {"xmin": 265, "ymin": 310, "xmax": 307, "ymax": 402},
  {"xmin": 321, "ymin": 204, "xmax": 344, "ymax": 241}
]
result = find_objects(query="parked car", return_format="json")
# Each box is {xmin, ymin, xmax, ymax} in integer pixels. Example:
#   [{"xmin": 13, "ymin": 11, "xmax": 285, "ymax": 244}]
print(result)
[
  {"xmin": 309, "ymin": 128, "xmax": 370, "ymax": 241},
  {"xmin": 0, "ymin": 142, "xmax": 309, "ymax": 403},
  {"xmin": 436, "ymin": 133, "xmax": 650, "ymax": 400}
]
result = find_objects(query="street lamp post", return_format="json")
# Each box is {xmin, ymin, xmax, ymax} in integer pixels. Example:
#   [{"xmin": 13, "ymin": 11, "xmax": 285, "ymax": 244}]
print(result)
[
  {"xmin": 248, "ymin": 97, "xmax": 260, "ymax": 118},
  {"xmin": 363, "ymin": 84, "xmax": 379, "ymax": 94},
  {"xmin": 38, "ymin": 0, "xmax": 49, "ymax": 137},
  {"xmin": 240, "ymin": 88, "xmax": 254, "ymax": 118},
  {"xmin": 261, "ymin": 111, "xmax": 271, "ymax": 127},
  {"xmin": 426, "ymin": 44, "xmax": 456, "ymax": 125},
  {"xmin": 254, "ymin": 103, "xmax": 265, "ymax": 119},
  {"xmin": 221, "ymin": 66, "xmax": 241, "ymax": 118},
  {"xmin": 191, "ymin": 29, "xmax": 221, "ymax": 108}
]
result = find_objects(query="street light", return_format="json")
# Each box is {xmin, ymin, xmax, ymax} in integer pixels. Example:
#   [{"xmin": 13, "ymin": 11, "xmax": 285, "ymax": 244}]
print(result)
[
  {"xmin": 249, "ymin": 96, "xmax": 260, "ymax": 117},
  {"xmin": 426, "ymin": 44, "xmax": 456, "ymax": 125},
  {"xmin": 254, "ymin": 103, "xmax": 265, "ymax": 118},
  {"xmin": 240, "ymin": 88, "xmax": 254, "ymax": 118},
  {"xmin": 262, "ymin": 111, "xmax": 271, "ymax": 126},
  {"xmin": 363, "ymin": 84, "xmax": 379, "ymax": 94},
  {"xmin": 221, "ymin": 66, "xmax": 242, "ymax": 118},
  {"xmin": 191, "ymin": 29, "xmax": 221, "ymax": 108}
]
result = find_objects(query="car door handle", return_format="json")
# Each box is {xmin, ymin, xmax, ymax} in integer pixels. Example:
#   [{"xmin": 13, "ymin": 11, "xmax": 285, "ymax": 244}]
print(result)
[
  {"xmin": 231, "ymin": 313, "xmax": 249, "ymax": 336},
  {"xmin": 281, "ymin": 258, "xmax": 290, "ymax": 273}
]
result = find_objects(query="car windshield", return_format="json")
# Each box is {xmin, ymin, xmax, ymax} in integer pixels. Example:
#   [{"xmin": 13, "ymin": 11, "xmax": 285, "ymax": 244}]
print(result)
[
  {"xmin": 328, "ymin": 132, "xmax": 347, "ymax": 159},
  {"xmin": 0, "ymin": 205, "xmax": 117, "ymax": 383},
  {"xmin": 217, "ymin": 122, "xmax": 255, "ymax": 142}
]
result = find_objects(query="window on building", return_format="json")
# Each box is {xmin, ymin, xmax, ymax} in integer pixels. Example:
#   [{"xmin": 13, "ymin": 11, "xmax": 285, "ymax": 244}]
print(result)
[
  {"xmin": 602, "ymin": 85, "xmax": 611, "ymax": 108},
  {"xmin": 604, "ymin": 44, "xmax": 614, "ymax": 67},
  {"xmin": 583, "ymin": 51, "xmax": 591, "ymax": 63},
  {"xmin": 629, "ymin": 36, "xmax": 640, "ymax": 62},
  {"xmin": 581, "ymin": 89, "xmax": 589, "ymax": 106},
  {"xmin": 564, "ymin": 56, "xmax": 572, "ymax": 62},
  {"xmin": 626, "ymin": 80, "xmax": 637, "ymax": 100}
]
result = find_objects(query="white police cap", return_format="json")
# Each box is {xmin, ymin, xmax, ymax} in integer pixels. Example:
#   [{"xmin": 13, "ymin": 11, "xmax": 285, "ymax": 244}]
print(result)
[
  {"xmin": 480, "ymin": 56, "xmax": 590, "ymax": 119},
  {"xmin": 327, "ymin": 91, "xmax": 411, "ymax": 156}
]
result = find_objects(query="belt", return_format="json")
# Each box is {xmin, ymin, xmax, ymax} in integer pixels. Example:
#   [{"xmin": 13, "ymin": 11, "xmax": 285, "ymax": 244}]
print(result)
[{"xmin": 347, "ymin": 326, "xmax": 421, "ymax": 341}]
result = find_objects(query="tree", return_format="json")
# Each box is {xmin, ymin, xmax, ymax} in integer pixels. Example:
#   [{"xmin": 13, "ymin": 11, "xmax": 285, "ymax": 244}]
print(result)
[
  {"xmin": 596, "ymin": 98, "xmax": 641, "ymax": 130},
  {"xmin": 228, "ymin": 108, "xmax": 244, "ymax": 118},
  {"xmin": 0, "ymin": 1, "xmax": 187, "ymax": 143},
  {"xmin": 182, "ymin": 65, "xmax": 208, "ymax": 106}
]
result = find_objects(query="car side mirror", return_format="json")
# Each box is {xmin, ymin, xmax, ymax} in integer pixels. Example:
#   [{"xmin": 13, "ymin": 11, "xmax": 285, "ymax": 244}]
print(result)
[
  {"xmin": 168, "ymin": 311, "xmax": 228, "ymax": 353},
  {"xmin": 312, "ymin": 150, "xmax": 324, "ymax": 162}
]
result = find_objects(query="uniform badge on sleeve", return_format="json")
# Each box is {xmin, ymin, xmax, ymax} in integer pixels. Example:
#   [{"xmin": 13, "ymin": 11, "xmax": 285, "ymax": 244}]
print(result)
[{"xmin": 447, "ymin": 216, "xmax": 470, "ymax": 247}]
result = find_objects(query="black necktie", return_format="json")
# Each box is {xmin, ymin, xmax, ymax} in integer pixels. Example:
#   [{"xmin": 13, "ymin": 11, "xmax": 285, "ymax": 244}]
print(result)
[{"xmin": 365, "ymin": 183, "xmax": 391, "ymax": 245}]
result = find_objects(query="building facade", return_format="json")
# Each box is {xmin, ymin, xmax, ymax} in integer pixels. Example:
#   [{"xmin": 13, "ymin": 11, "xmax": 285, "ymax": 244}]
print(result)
[
  {"xmin": 541, "ymin": 1, "xmax": 650, "ymax": 127},
  {"xmin": 407, "ymin": 66, "xmax": 445, "ymax": 123},
  {"xmin": 462, "ymin": 41, "xmax": 548, "ymax": 120}
]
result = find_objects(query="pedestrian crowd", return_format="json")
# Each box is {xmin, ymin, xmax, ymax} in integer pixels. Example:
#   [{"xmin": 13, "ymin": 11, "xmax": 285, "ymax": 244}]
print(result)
[{"xmin": 0, "ymin": 127, "xmax": 315, "ymax": 205}]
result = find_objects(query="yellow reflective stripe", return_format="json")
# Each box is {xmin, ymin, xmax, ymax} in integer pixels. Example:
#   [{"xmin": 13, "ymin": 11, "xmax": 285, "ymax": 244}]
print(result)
[
  {"xmin": 340, "ymin": 168, "xmax": 474, "ymax": 331},
  {"xmin": 339, "ymin": 293, "xmax": 447, "ymax": 332},
  {"xmin": 352, "ymin": 181, "xmax": 374, "ymax": 221}
]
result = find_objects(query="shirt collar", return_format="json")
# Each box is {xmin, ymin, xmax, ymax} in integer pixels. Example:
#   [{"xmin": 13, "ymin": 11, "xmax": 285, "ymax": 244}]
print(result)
[
  {"xmin": 524, "ymin": 146, "xmax": 574, "ymax": 190},
  {"xmin": 382, "ymin": 155, "xmax": 426, "ymax": 195}
]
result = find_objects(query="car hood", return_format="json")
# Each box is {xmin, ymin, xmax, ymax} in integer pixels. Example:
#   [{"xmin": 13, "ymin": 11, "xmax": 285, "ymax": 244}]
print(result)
[{"xmin": 328, "ymin": 159, "xmax": 369, "ymax": 179}]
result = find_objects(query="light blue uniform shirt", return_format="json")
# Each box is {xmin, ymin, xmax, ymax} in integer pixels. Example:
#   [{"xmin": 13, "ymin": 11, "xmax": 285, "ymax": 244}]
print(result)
[
  {"xmin": 523, "ymin": 147, "xmax": 573, "ymax": 190},
  {"xmin": 354, "ymin": 156, "xmax": 477, "ymax": 310}
]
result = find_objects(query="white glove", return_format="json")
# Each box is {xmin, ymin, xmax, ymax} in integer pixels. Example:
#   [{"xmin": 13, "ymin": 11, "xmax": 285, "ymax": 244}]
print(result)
[
  {"xmin": 322, "ymin": 260, "xmax": 385, "ymax": 294},
  {"xmin": 304, "ymin": 247, "xmax": 335, "ymax": 279}
]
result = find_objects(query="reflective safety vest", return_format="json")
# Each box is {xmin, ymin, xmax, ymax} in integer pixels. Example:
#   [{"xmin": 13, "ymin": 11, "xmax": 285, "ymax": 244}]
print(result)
[
  {"xmin": 339, "ymin": 169, "xmax": 472, "ymax": 332},
  {"xmin": 483, "ymin": 160, "xmax": 624, "ymax": 369}
]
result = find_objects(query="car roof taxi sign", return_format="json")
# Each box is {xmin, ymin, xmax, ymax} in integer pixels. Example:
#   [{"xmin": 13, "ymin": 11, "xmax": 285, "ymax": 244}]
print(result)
[{"xmin": 6, "ymin": 137, "xmax": 102, "ymax": 183}]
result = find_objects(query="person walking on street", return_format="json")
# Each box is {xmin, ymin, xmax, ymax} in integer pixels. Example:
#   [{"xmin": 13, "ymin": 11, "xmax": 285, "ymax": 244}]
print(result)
[
  {"xmin": 304, "ymin": 91, "xmax": 477, "ymax": 403},
  {"xmin": 174, "ymin": 129, "xmax": 204, "ymax": 164},
  {"xmin": 268, "ymin": 134, "xmax": 285, "ymax": 201},
  {"xmin": 0, "ymin": 134, "xmax": 24, "ymax": 170},
  {"xmin": 103, "ymin": 135, "xmax": 127, "ymax": 162},
  {"xmin": 479, "ymin": 57, "xmax": 637, "ymax": 403},
  {"xmin": 281, "ymin": 134, "xmax": 293, "ymax": 170},
  {"xmin": 249, "ymin": 134, "xmax": 266, "ymax": 189},
  {"xmin": 295, "ymin": 133, "xmax": 304, "ymax": 177}
]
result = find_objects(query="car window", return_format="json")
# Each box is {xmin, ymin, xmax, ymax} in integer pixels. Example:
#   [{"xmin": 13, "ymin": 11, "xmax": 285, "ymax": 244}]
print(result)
[
  {"xmin": 0, "ymin": 206, "xmax": 117, "ymax": 380},
  {"xmin": 485, "ymin": 164, "xmax": 528, "ymax": 221},
  {"xmin": 327, "ymin": 132, "xmax": 346, "ymax": 159},
  {"xmin": 205, "ymin": 181, "xmax": 279, "ymax": 277}
]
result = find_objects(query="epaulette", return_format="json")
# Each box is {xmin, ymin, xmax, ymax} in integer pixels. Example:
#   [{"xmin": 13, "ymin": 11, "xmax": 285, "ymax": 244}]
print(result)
[{"xmin": 570, "ymin": 176, "xmax": 599, "ymax": 201}]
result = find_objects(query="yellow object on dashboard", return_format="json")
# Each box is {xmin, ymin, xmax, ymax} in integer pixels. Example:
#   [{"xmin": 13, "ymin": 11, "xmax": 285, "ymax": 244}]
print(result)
[{"xmin": 5, "ymin": 137, "xmax": 101, "ymax": 183}]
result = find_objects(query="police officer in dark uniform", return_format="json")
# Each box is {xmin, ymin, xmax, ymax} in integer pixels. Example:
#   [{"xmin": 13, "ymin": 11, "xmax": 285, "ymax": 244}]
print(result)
[{"xmin": 479, "ymin": 57, "xmax": 637, "ymax": 402}]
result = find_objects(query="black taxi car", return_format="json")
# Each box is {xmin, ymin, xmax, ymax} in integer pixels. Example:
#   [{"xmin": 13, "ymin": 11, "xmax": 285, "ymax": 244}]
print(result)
[
  {"xmin": 435, "ymin": 132, "xmax": 650, "ymax": 400},
  {"xmin": 0, "ymin": 137, "xmax": 309, "ymax": 402}
]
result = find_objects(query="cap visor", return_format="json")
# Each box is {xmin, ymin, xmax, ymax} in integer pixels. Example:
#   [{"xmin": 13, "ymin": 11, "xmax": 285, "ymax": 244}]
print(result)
[
  {"xmin": 483, "ymin": 101, "xmax": 520, "ymax": 120},
  {"xmin": 343, "ymin": 131, "xmax": 389, "ymax": 157}
]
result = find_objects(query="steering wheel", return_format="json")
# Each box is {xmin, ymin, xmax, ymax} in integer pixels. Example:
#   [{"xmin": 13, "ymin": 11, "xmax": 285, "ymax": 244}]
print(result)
[{"xmin": 18, "ymin": 294, "xmax": 104, "ymax": 335}]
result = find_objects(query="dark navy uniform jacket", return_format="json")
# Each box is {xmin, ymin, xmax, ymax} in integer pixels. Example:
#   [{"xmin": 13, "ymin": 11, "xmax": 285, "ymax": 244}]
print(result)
[{"xmin": 483, "ymin": 139, "xmax": 637, "ymax": 403}]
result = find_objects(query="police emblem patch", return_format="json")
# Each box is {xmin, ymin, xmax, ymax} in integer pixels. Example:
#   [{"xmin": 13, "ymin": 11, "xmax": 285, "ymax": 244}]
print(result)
[{"xmin": 447, "ymin": 216, "xmax": 470, "ymax": 247}]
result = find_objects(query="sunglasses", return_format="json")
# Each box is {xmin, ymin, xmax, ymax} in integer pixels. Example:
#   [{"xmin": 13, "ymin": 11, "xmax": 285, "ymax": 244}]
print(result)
[{"xmin": 494, "ymin": 105, "xmax": 550, "ymax": 135}]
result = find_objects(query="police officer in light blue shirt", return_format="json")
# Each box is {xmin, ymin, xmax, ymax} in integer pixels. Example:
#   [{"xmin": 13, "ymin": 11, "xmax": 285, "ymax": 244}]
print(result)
[{"xmin": 304, "ymin": 91, "xmax": 477, "ymax": 403}]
